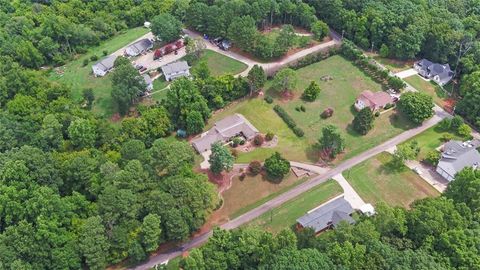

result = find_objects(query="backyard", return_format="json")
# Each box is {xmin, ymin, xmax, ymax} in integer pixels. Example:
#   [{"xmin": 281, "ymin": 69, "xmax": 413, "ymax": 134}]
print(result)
[
  {"xmin": 343, "ymin": 152, "xmax": 440, "ymax": 208},
  {"xmin": 404, "ymin": 75, "xmax": 453, "ymax": 110},
  {"xmin": 247, "ymin": 180, "xmax": 343, "ymax": 233},
  {"xmin": 49, "ymin": 27, "xmax": 150, "ymax": 117},
  {"xmin": 208, "ymin": 55, "xmax": 414, "ymax": 164}
]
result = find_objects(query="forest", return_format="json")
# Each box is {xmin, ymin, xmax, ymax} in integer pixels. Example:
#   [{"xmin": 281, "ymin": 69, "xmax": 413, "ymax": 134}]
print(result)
[{"xmin": 0, "ymin": 0, "xmax": 480, "ymax": 269}]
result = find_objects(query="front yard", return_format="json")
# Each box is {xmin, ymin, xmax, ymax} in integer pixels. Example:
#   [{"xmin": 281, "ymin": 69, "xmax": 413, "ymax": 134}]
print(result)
[
  {"xmin": 343, "ymin": 152, "xmax": 440, "ymax": 208},
  {"xmin": 246, "ymin": 180, "xmax": 342, "ymax": 233},
  {"xmin": 191, "ymin": 49, "xmax": 248, "ymax": 76},
  {"xmin": 404, "ymin": 75, "xmax": 453, "ymax": 110}
]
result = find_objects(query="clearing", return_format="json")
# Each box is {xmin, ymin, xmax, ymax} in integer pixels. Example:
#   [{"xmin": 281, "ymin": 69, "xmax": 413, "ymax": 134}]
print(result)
[
  {"xmin": 404, "ymin": 74, "xmax": 453, "ymax": 110},
  {"xmin": 246, "ymin": 180, "xmax": 343, "ymax": 233},
  {"xmin": 49, "ymin": 27, "xmax": 150, "ymax": 117},
  {"xmin": 343, "ymin": 152, "xmax": 440, "ymax": 208},
  {"xmin": 365, "ymin": 52, "xmax": 412, "ymax": 73}
]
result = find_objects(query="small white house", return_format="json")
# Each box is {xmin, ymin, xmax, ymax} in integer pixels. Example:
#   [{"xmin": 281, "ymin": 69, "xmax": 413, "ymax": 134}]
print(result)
[
  {"xmin": 161, "ymin": 61, "xmax": 191, "ymax": 81},
  {"xmin": 144, "ymin": 21, "xmax": 151, "ymax": 28},
  {"xmin": 92, "ymin": 55, "xmax": 117, "ymax": 77}
]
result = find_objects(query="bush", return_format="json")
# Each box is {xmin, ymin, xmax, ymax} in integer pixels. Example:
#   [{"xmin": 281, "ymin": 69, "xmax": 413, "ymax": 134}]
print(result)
[
  {"xmin": 265, "ymin": 132, "xmax": 274, "ymax": 141},
  {"xmin": 293, "ymin": 126, "xmax": 305, "ymax": 137},
  {"xmin": 384, "ymin": 103, "xmax": 394, "ymax": 110},
  {"xmin": 264, "ymin": 152, "xmax": 290, "ymax": 180},
  {"xmin": 300, "ymin": 105, "xmax": 306, "ymax": 112},
  {"xmin": 375, "ymin": 111, "xmax": 380, "ymax": 117},
  {"xmin": 253, "ymin": 134, "xmax": 264, "ymax": 146},
  {"xmin": 295, "ymin": 106, "xmax": 301, "ymax": 112},
  {"xmin": 82, "ymin": 58, "xmax": 89, "ymax": 66},
  {"xmin": 457, "ymin": 123, "xmax": 472, "ymax": 139},
  {"xmin": 102, "ymin": 50, "xmax": 108, "ymax": 56},
  {"xmin": 264, "ymin": 96, "xmax": 273, "ymax": 104},
  {"xmin": 231, "ymin": 149, "xmax": 238, "ymax": 157},
  {"xmin": 273, "ymin": 105, "xmax": 296, "ymax": 128},
  {"xmin": 90, "ymin": 55, "xmax": 98, "ymax": 61},
  {"xmin": 442, "ymin": 133, "xmax": 454, "ymax": 142},
  {"xmin": 239, "ymin": 173, "xmax": 246, "ymax": 181},
  {"xmin": 438, "ymin": 118, "xmax": 452, "ymax": 131},
  {"xmin": 379, "ymin": 44, "xmax": 389, "ymax": 58},
  {"xmin": 232, "ymin": 137, "xmax": 242, "ymax": 147},
  {"xmin": 298, "ymin": 36, "xmax": 310, "ymax": 48},
  {"xmin": 239, "ymin": 139, "xmax": 246, "ymax": 145},
  {"xmin": 248, "ymin": 160, "xmax": 262, "ymax": 175},
  {"xmin": 424, "ymin": 150, "xmax": 441, "ymax": 166},
  {"xmin": 451, "ymin": 115, "xmax": 464, "ymax": 130}
]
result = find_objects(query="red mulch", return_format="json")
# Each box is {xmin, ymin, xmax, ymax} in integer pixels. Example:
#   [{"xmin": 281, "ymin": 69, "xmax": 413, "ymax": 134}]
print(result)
[
  {"xmin": 443, "ymin": 98, "xmax": 456, "ymax": 114},
  {"xmin": 110, "ymin": 113, "xmax": 121, "ymax": 122},
  {"xmin": 280, "ymin": 91, "xmax": 295, "ymax": 102}
]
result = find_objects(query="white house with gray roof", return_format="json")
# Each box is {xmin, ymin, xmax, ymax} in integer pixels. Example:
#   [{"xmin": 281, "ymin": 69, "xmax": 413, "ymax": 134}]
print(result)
[
  {"xmin": 161, "ymin": 61, "xmax": 191, "ymax": 81},
  {"xmin": 414, "ymin": 59, "xmax": 454, "ymax": 86},
  {"xmin": 125, "ymin": 38, "xmax": 154, "ymax": 57},
  {"xmin": 436, "ymin": 140, "xmax": 480, "ymax": 181},
  {"xmin": 296, "ymin": 196, "xmax": 355, "ymax": 235},
  {"xmin": 191, "ymin": 114, "xmax": 259, "ymax": 153},
  {"xmin": 92, "ymin": 55, "xmax": 117, "ymax": 77}
]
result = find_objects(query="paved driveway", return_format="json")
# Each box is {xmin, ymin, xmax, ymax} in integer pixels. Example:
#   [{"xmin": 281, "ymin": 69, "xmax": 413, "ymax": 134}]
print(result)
[
  {"xmin": 395, "ymin": 68, "xmax": 417, "ymax": 79},
  {"xmin": 332, "ymin": 173, "xmax": 365, "ymax": 209}
]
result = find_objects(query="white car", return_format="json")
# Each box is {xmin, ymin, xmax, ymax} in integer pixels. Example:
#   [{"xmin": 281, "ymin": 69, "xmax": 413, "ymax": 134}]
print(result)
[{"xmin": 413, "ymin": 167, "xmax": 422, "ymax": 175}]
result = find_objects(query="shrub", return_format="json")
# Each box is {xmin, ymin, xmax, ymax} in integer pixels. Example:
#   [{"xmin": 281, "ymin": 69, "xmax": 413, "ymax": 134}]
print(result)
[
  {"xmin": 457, "ymin": 123, "xmax": 472, "ymax": 139},
  {"xmin": 438, "ymin": 118, "xmax": 452, "ymax": 131},
  {"xmin": 302, "ymin": 81, "xmax": 321, "ymax": 101},
  {"xmin": 375, "ymin": 111, "xmax": 380, "ymax": 117},
  {"xmin": 293, "ymin": 126, "xmax": 305, "ymax": 137},
  {"xmin": 295, "ymin": 106, "xmax": 301, "ymax": 111},
  {"xmin": 451, "ymin": 115, "xmax": 464, "ymax": 130},
  {"xmin": 379, "ymin": 44, "xmax": 390, "ymax": 58},
  {"xmin": 298, "ymin": 36, "xmax": 310, "ymax": 48},
  {"xmin": 424, "ymin": 150, "xmax": 441, "ymax": 166},
  {"xmin": 102, "ymin": 50, "xmax": 108, "ymax": 56},
  {"xmin": 82, "ymin": 58, "xmax": 89, "ymax": 66},
  {"xmin": 239, "ymin": 139, "xmax": 246, "ymax": 145},
  {"xmin": 384, "ymin": 103, "xmax": 394, "ymax": 110},
  {"xmin": 239, "ymin": 173, "xmax": 246, "ymax": 181},
  {"xmin": 253, "ymin": 134, "xmax": 264, "ymax": 146},
  {"xmin": 442, "ymin": 133, "xmax": 454, "ymax": 142},
  {"xmin": 300, "ymin": 105, "xmax": 306, "ymax": 112},
  {"xmin": 231, "ymin": 149, "xmax": 238, "ymax": 157},
  {"xmin": 264, "ymin": 96, "xmax": 273, "ymax": 104},
  {"xmin": 265, "ymin": 132, "xmax": 274, "ymax": 141},
  {"xmin": 264, "ymin": 152, "xmax": 290, "ymax": 180},
  {"xmin": 90, "ymin": 55, "xmax": 98, "ymax": 61},
  {"xmin": 232, "ymin": 137, "xmax": 242, "ymax": 147},
  {"xmin": 273, "ymin": 105, "xmax": 296, "ymax": 128},
  {"xmin": 321, "ymin": 108, "xmax": 334, "ymax": 119},
  {"xmin": 248, "ymin": 160, "xmax": 262, "ymax": 175}
]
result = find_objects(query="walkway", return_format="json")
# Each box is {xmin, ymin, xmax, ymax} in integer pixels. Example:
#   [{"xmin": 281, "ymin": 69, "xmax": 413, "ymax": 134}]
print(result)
[{"xmin": 130, "ymin": 106, "xmax": 450, "ymax": 270}]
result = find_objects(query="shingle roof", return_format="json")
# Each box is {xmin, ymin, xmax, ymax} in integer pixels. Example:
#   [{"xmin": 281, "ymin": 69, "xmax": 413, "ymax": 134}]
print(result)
[
  {"xmin": 358, "ymin": 90, "xmax": 393, "ymax": 109},
  {"xmin": 161, "ymin": 61, "xmax": 190, "ymax": 76},
  {"xmin": 126, "ymin": 38, "xmax": 153, "ymax": 55},
  {"xmin": 297, "ymin": 197, "xmax": 355, "ymax": 233},
  {"xmin": 438, "ymin": 140, "xmax": 480, "ymax": 177},
  {"xmin": 93, "ymin": 55, "xmax": 117, "ymax": 72},
  {"xmin": 143, "ymin": 74, "xmax": 152, "ymax": 85}
]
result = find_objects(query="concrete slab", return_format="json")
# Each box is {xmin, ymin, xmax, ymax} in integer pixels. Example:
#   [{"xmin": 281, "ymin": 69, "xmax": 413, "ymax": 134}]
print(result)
[{"xmin": 332, "ymin": 173, "xmax": 366, "ymax": 209}]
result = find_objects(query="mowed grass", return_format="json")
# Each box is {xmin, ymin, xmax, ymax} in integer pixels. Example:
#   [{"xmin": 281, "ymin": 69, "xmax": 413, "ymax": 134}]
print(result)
[
  {"xmin": 344, "ymin": 152, "xmax": 440, "ymax": 208},
  {"xmin": 49, "ymin": 27, "xmax": 150, "ymax": 117},
  {"xmin": 191, "ymin": 49, "xmax": 248, "ymax": 76},
  {"xmin": 216, "ymin": 172, "xmax": 308, "ymax": 221},
  {"xmin": 247, "ymin": 180, "xmax": 343, "ymax": 233},
  {"xmin": 404, "ymin": 75, "xmax": 450, "ymax": 108}
]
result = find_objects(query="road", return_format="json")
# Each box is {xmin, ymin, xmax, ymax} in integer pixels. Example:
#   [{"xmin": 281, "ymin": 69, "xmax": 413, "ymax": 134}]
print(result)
[{"xmin": 130, "ymin": 105, "xmax": 450, "ymax": 270}]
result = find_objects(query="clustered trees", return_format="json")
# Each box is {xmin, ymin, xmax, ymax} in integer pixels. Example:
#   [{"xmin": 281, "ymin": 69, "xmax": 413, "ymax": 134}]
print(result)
[
  {"xmin": 151, "ymin": 13, "xmax": 183, "ymax": 43},
  {"xmin": 397, "ymin": 92, "xmax": 435, "ymax": 124},
  {"xmin": 182, "ymin": 168, "xmax": 480, "ymax": 269},
  {"xmin": 111, "ymin": 57, "xmax": 147, "ymax": 115}
]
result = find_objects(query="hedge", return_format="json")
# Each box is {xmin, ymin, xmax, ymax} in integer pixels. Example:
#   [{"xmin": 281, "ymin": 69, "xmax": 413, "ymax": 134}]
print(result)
[{"xmin": 273, "ymin": 105, "xmax": 305, "ymax": 137}]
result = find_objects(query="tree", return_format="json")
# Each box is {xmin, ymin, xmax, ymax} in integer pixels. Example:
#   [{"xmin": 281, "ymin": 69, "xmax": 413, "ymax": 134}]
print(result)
[
  {"xmin": 318, "ymin": 125, "xmax": 345, "ymax": 158},
  {"xmin": 445, "ymin": 168, "xmax": 480, "ymax": 212},
  {"xmin": 82, "ymin": 88, "xmax": 95, "ymax": 109},
  {"xmin": 185, "ymin": 37, "xmax": 207, "ymax": 61},
  {"xmin": 302, "ymin": 81, "xmax": 321, "ymax": 101},
  {"xmin": 186, "ymin": 111, "xmax": 205, "ymax": 135},
  {"xmin": 163, "ymin": 208, "xmax": 190, "ymax": 241},
  {"xmin": 192, "ymin": 61, "xmax": 211, "ymax": 80},
  {"xmin": 248, "ymin": 160, "xmax": 262, "ymax": 175},
  {"xmin": 79, "ymin": 216, "xmax": 109, "ymax": 270},
  {"xmin": 379, "ymin": 44, "xmax": 389, "ymax": 58},
  {"xmin": 111, "ymin": 63, "xmax": 146, "ymax": 115},
  {"xmin": 264, "ymin": 152, "xmax": 290, "ymax": 180},
  {"xmin": 38, "ymin": 114, "xmax": 63, "ymax": 150},
  {"xmin": 247, "ymin": 65, "xmax": 267, "ymax": 95},
  {"xmin": 457, "ymin": 123, "xmax": 472, "ymax": 139},
  {"xmin": 272, "ymin": 68, "xmax": 298, "ymax": 94},
  {"xmin": 209, "ymin": 142, "xmax": 234, "ymax": 174},
  {"xmin": 388, "ymin": 76, "xmax": 406, "ymax": 91},
  {"xmin": 391, "ymin": 141, "xmax": 420, "ymax": 167},
  {"xmin": 311, "ymin": 20, "xmax": 329, "ymax": 40},
  {"xmin": 149, "ymin": 139, "xmax": 195, "ymax": 175},
  {"xmin": 352, "ymin": 107, "xmax": 374, "ymax": 135},
  {"xmin": 141, "ymin": 214, "xmax": 162, "ymax": 253},
  {"xmin": 397, "ymin": 92, "xmax": 434, "ymax": 124},
  {"xmin": 151, "ymin": 13, "xmax": 182, "ymax": 43},
  {"xmin": 227, "ymin": 16, "xmax": 258, "ymax": 52},
  {"xmin": 68, "ymin": 118, "xmax": 96, "ymax": 149},
  {"xmin": 141, "ymin": 106, "xmax": 172, "ymax": 140},
  {"xmin": 113, "ymin": 56, "xmax": 131, "ymax": 68}
]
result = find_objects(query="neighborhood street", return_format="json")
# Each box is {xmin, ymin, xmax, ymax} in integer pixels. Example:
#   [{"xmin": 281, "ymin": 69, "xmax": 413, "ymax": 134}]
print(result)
[{"xmin": 130, "ymin": 105, "xmax": 451, "ymax": 270}]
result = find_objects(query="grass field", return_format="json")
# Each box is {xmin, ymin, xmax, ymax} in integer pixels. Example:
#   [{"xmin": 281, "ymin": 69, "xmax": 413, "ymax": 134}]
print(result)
[
  {"xmin": 404, "ymin": 75, "xmax": 450, "ymax": 108},
  {"xmin": 208, "ymin": 56, "xmax": 414, "ymax": 164},
  {"xmin": 191, "ymin": 49, "xmax": 248, "ymax": 76},
  {"xmin": 366, "ymin": 53, "xmax": 412, "ymax": 73},
  {"xmin": 247, "ymin": 180, "xmax": 343, "ymax": 233},
  {"xmin": 344, "ymin": 152, "xmax": 440, "ymax": 208},
  {"xmin": 49, "ymin": 27, "xmax": 150, "ymax": 117}
]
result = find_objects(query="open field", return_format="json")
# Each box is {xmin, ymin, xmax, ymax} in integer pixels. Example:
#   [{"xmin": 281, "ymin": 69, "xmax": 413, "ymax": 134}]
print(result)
[
  {"xmin": 404, "ymin": 75, "xmax": 451, "ymax": 109},
  {"xmin": 402, "ymin": 125, "xmax": 462, "ymax": 161},
  {"xmin": 247, "ymin": 180, "xmax": 343, "ymax": 233},
  {"xmin": 49, "ymin": 27, "xmax": 150, "ymax": 117},
  {"xmin": 343, "ymin": 152, "xmax": 440, "ymax": 208},
  {"xmin": 191, "ymin": 49, "xmax": 248, "ymax": 76},
  {"xmin": 209, "ymin": 172, "xmax": 309, "ymax": 226}
]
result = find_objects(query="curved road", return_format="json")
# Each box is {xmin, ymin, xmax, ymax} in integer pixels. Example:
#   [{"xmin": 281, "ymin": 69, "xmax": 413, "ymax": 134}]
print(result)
[{"xmin": 131, "ymin": 106, "xmax": 451, "ymax": 270}]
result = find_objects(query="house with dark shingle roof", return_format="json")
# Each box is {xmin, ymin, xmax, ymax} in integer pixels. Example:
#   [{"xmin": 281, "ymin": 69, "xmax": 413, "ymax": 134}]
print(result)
[
  {"xmin": 161, "ymin": 61, "xmax": 191, "ymax": 81},
  {"xmin": 414, "ymin": 59, "xmax": 454, "ymax": 86},
  {"xmin": 191, "ymin": 114, "xmax": 259, "ymax": 153},
  {"xmin": 125, "ymin": 38, "xmax": 154, "ymax": 57},
  {"xmin": 436, "ymin": 140, "xmax": 480, "ymax": 181},
  {"xmin": 92, "ymin": 55, "xmax": 118, "ymax": 77},
  {"xmin": 296, "ymin": 196, "xmax": 355, "ymax": 235}
]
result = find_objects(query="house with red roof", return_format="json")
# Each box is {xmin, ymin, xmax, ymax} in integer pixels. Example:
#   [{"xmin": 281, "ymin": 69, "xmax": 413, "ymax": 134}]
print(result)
[{"xmin": 354, "ymin": 90, "xmax": 393, "ymax": 112}]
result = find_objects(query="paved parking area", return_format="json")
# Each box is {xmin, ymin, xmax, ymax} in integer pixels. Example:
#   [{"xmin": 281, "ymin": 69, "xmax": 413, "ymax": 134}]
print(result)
[
  {"xmin": 404, "ymin": 160, "xmax": 448, "ymax": 192},
  {"xmin": 133, "ymin": 46, "xmax": 186, "ymax": 73}
]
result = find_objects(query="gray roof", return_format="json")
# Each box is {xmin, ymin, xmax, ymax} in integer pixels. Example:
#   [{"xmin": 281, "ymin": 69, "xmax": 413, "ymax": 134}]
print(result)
[
  {"xmin": 126, "ymin": 38, "xmax": 153, "ymax": 55},
  {"xmin": 191, "ymin": 114, "xmax": 259, "ymax": 152},
  {"xmin": 438, "ymin": 140, "xmax": 480, "ymax": 178},
  {"xmin": 143, "ymin": 74, "xmax": 152, "ymax": 85},
  {"xmin": 161, "ymin": 61, "xmax": 190, "ymax": 76},
  {"xmin": 93, "ymin": 55, "xmax": 117, "ymax": 71},
  {"xmin": 415, "ymin": 59, "xmax": 454, "ymax": 84},
  {"xmin": 297, "ymin": 197, "xmax": 355, "ymax": 233}
]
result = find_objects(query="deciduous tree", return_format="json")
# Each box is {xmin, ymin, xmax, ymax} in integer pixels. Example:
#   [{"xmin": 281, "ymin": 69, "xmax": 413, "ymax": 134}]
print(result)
[
  {"xmin": 151, "ymin": 13, "xmax": 182, "ymax": 43},
  {"xmin": 397, "ymin": 92, "xmax": 434, "ymax": 124},
  {"xmin": 352, "ymin": 107, "xmax": 374, "ymax": 135},
  {"xmin": 209, "ymin": 142, "xmax": 235, "ymax": 174},
  {"xmin": 318, "ymin": 124, "xmax": 345, "ymax": 158},
  {"xmin": 264, "ymin": 152, "xmax": 290, "ymax": 179}
]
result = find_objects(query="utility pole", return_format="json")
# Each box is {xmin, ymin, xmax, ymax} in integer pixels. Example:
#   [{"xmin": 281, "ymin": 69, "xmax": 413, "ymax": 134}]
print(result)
[
  {"xmin": 371, "ymin": 42, "xmax": 375, "ymax": 53},
  {"xmin": 341, "ymin": 30, "xmax": 345, "ymax": 40},
  {"xmin": 452, "ymin": 35, "xmax": 473, "ymax": 94}
]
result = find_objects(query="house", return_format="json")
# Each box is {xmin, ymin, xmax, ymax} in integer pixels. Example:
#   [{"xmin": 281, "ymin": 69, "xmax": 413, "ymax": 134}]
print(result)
[
  {"xmin": 354, "ymin": 90, "xmax": 394, "ymax": 111},
  {"xmin": 161, "ymin": 61, "xmax": 191, "ymax": 81},
  {"xmin": 144, "ymin": 21, "xmax": 151, "ymax": 28},
  {"xmin": 436, "ymin": 140, "xmax": 480, "ymax": 181},
  {"xmin": 296, "ymin": 196, "xmax": 355, "ymax": 235},
  {"xmin": 191, "ymin": 114, "xmax": 259, "ymax": 153},
  {"xmin": 125, "ymin": 38, "xmax": 154, "ymax": 57},
  {"xmin": 414, "ymin": 59, "xmax": 454, "ymax": 86},
  {"xmin": 92, "ymin": 55, "xmax": 117, "ymax": 77},
  {"xmin": 143, "ymin": 74, "xmax": 153, "ymax": 91}
]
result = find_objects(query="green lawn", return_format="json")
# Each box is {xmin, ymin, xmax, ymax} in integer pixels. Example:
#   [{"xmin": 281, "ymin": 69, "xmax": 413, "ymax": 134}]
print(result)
[
  {"xmin": 402, "ymin": 124, "xmax": 462, "ymax": 161},
  {"xmin": 344, "ymin": 152, "xmax": 440, "ymax": 208},
  {"xmin": 404, "ymin": 75, "xmax": 450, "ymax": 108},
  {"xmin": 208, "ymin": 55, "xmax": 414, "ymax": 164},
  {"xmin": 191, "ymin": 49, "xmax": 248, "ymax": 76},
  {"xmin": 49, "ymin": 27, "xmax": 150, "ymax": 117},
  {"xmin": 247, "ymin": 180, "xmax": 343, "ymax": 233},
  {"xmin": 367, "ymin": 53, "xmax": 412, "ymax": 73}
]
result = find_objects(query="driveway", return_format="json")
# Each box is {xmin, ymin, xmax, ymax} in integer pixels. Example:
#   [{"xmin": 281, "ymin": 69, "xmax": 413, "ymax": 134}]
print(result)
[
  {"xmin": 395, "ymin": 68, "xmax": 417, "ymax": 79},
  {"xmin": 332, "ymin": 173, "xmax": 365, "ymax": 209},
  {"xmin": 404, "ymin": 160, "xmax": 448, "ymax": 192}
]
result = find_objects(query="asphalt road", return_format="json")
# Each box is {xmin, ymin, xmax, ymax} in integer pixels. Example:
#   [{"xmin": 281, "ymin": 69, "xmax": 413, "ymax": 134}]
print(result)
[{"xmin": 130, "ymin": 106, "xmax": 450, "ymax": 270}]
